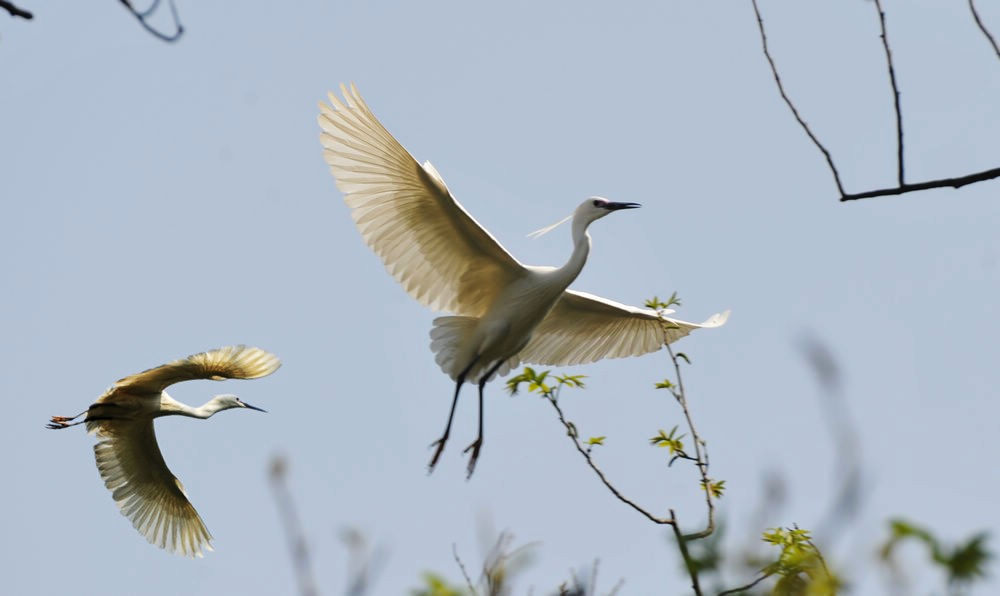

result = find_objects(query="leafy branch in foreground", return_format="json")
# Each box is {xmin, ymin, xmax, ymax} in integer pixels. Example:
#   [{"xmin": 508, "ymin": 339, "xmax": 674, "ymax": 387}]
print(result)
[
  {"xmin": 507, "ymin": 293, "xmax": 725, "ymax": 595},
  {"xmin": 719, "ymin": 526, "xmax": 837, "ymax": 595}
]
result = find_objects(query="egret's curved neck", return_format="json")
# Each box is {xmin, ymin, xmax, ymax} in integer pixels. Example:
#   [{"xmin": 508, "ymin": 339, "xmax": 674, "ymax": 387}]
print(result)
[
  {"xmin": 159, "ymin": 393, "xmax": 223, "ymax": 420},
  {"xmin": 557, "ymin": 216, "xmax": 592, "ymax": 284}
]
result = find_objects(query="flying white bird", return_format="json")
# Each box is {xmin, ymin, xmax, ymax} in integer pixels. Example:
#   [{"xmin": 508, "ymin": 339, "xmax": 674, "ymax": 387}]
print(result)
[
  {"xmin": 319, "ymin": 84, "xmax": 728, "ymax": 477},
  {"xmin": 47, "ymin": 345, "xmax": 281, "ymax": 557}
]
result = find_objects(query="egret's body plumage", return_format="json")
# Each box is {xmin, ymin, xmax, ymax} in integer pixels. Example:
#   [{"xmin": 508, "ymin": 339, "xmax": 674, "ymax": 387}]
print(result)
[
  {"xmin": 47, "ymin": 345, "xmax": 280, "ymax": 556},
  {"xmin": 319, "ymin": 85, "xmax": 727, "ymax": 475}
]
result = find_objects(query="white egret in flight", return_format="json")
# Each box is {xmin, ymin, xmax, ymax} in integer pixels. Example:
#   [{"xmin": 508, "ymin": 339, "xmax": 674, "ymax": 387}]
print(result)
[
  {"xmin": 319, "ymin": 84, "xmax": 728, "ymax": 477},
  {"xmin": 47, "ymin": 345, "xmax": 281, "ymax": 556}
]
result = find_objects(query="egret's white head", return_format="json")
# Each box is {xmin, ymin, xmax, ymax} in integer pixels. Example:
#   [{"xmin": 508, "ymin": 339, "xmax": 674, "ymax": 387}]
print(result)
[
  {"xmin": 574, "ymin": 197, "xmax": 642, "ymax": 225},
  {"xmin": 210, "ymin": 394, "xmax": 267, "ymax": 413},
  {"xmin": 528, "ymin": 197, "xmax": 641, "ymax": 239}
]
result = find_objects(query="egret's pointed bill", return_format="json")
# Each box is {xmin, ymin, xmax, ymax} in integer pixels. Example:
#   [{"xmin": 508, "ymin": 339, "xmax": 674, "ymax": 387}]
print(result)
[
  {"xmin": 239, "ymin": 400, "xmax": 267, "ymax": 412},
  {"xmin": 603, "ymin": 202, "xmax": 641, "ymax": 210}
]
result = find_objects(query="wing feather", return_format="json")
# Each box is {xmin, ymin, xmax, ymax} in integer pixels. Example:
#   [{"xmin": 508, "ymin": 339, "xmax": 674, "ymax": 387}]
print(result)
[
  {"xmin": 319, "ymin": 84, "xmax": 525, "ymax": 316},
  {"xmin": 99, "ymin": 346, "xmax": 281, "ymax": 400},
  {"xmin": 519, "ymin": 290, "xmax": 729, "ymax": 366},
  {"xmin": 93, "ymin": 420, "xmax": 213, "ymax": 557}
]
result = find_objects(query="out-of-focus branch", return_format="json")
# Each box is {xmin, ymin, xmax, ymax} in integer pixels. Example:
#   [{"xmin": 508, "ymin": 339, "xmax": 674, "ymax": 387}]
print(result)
[
  {"xmin": 0, "ymin": 0, "xmax": 32, "ymax": 19},
  {"xmin": 269, "ymin": 455, "xmax": 319, "ymax": 596},
  {"xmin": 717, "ymin": 572, "xmax": 772, "ymax": 596},
  {"xmin": 750, "ymin": 0, "xmax": 1000, "ymax": 202},
  {"xmin": 452, "ymin": 544, "xmax": 479, "ymax": 596},
  {"xmin": 119, "ymin": 0, "xmax": 184, "ymax": 42},
  {"xmin": 670, "ymin": 510, "xmax": 704, "ymax": 596},
  {"xmin": 969, "ymin": 0, "xmax": 1000, "ymax": 59}
]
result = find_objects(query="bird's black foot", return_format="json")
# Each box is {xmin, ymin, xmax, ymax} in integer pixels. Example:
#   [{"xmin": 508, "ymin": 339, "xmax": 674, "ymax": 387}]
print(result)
[
  {"xmin": 427, "ymin": 435, "xmax": 449, "ymax": 473},
  {"xmin": 463, "ymin": 438, "xmax": 482, "ymax": 479}
]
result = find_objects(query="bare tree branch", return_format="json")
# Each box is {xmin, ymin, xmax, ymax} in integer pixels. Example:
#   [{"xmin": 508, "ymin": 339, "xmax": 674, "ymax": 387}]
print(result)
[
  {"xmin": 969, "ymin": 0, "xmax": 1000, "ymax": 59},
  {"xmin": 751, "ymin": 0, "xmax": 1000, "ymax": 202},
  {"xmin": 0, "ymin": 0, "xmax": 32, "ymax": 19},
  {"xmin": 544, "ymin": 392, "xmax": 675, "ymax": 526},
  {"xmin": 873, "ymin": 0, "xmax": 905, "ymax": 185},
  {"xmin": 839, "ymin": 167, "xmax": 1000, "ymax": 201},
  {"xmin": 119, "ymin": 0, "xmax": 184, "ymax": 42},
  {"xmin": 749, "ymin": 0, "xmax": 846, "ymax": 197}
]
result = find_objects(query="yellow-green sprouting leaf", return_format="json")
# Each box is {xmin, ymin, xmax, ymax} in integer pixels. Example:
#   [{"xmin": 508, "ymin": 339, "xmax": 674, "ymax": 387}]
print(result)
[
  {"xmin": 649, "ymin": 427, "xmax": 686, "ymax": 454},
  {"xmin": 655, "ymin": 379, "xmax": 674, "ymax": 390},
  {"xmin": 587, "ymin": 436, "xmax": 606, "ymax": 446},
  {"xmin": 555, "ymin": 374, "xmax": 586, "ymax": 388},
  {"xmin": 701, "ymin": 479, "xmax": 726, "ymax": 498}
]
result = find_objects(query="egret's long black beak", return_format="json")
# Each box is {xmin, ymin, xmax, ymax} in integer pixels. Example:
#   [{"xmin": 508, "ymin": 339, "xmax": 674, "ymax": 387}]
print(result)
[
  {"xmin": 604, "ymin": 202, "xmax": 641, "ymax": 210},
  {"xmin": 242, "ymin": 401, "xmax": 267, "ymax": 413}
]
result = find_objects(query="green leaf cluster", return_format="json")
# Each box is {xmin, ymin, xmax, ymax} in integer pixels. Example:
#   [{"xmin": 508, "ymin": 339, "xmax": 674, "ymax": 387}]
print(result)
[
  {"xmin": 505, "ymin": 367, "xmax": 585, "ymax": 399},
  {"xmin": 649, "ymin": 426, "xmax": 686, "ymax": 455},
  {"xmin": 645, "ymin": 291, "xmax": 682, "ymax": 311},
  {"xmin": 881, "ymin": 518, "xmax": 992, "ymax": 587}
]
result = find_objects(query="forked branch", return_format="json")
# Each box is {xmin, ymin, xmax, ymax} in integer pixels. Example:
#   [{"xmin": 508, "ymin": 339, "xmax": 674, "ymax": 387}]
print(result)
[{"xmin": 750, "ymin": 0, "xmax": 1000, "ymax": 202}]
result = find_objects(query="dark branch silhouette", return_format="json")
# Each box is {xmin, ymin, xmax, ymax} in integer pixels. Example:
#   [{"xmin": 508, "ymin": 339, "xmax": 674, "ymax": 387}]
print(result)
[
  {"xmin": 969, "ymin": 0, "xmax": 1000, "ymax": 59},
  {"xmin": 0, "ymin": 0, "xmax": 32, "ymax": 19},
  {"xmin": 873, "ymin": 0, "xmax": 905, "ymax": 185},
  {"xmin": 119, "ymin": 0, "xmax": 183, "ymax": 42},
  {"xmin": 750, "ymin": 0, "xmax": 1000, "ymax": 202},
  {"xmin": 749, "ymin": 0, "xmax": 845, "ymax": 197}
]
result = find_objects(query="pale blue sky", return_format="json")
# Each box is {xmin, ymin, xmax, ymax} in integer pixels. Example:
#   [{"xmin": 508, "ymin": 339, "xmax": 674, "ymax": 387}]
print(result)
[{"xmin": 3, "ymin": 1, "xmax": 999, "ymax": 594}]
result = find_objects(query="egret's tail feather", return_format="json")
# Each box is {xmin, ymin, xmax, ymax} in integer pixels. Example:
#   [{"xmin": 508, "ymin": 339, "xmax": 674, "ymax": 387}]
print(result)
[{"xmin": 430, "ymin": 316, "xmax": 477, "ymax": 381}]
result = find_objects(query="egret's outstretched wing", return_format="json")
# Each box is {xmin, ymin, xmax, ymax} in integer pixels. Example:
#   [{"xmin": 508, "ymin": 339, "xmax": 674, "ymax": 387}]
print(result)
[
  {"xmin": 100, "ymin": 346, "xmax": 281, "ymax": 400},
  {"xmin": 319, "ymin": 84, "xmax": 525, "ymax": 317},
  {"xmin": 93, "ymin": 420, "xmax": 212, "ymax": 557},
  {"xmin": 518, "ymin": 290, "xmax": 729, "ymax": 366}
]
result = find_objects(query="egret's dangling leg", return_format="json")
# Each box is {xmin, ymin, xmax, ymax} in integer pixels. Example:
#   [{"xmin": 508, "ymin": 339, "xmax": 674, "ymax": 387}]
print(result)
[
  {"xmin": 463, "ymin": 359, "xmax": 506, "ymax": 478},
  {"xmin": 46, "ymin": 411, "xmax": 88, "ymax": 429},
  {"xmin": 428, "ymin": 358, "xmax": 478, "ymax": 472}
]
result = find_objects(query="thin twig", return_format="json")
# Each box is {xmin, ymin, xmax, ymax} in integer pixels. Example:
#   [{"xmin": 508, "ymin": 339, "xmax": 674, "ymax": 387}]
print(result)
[
  {"xmin": 0, "ymin": 0, "xmax": 31, "ymax": 19},
  {"xmin": 670, "ymin": 509, "xmax": 704, "ymax": 596},
  {"xmin": 749, "ymin": 0, "xmax": 846, "ymax": 196},
  {"xmin": 717, "ymin": 573, "xmax": 773, "ymax": 595},
  {"xmin": 664, "ymin": 341, "xmax": 715, "ymax": 541},
  {"xmin": 873, "ymin": 0, "xmax": 905, "ymax": 185},
  {"xmin": 453, "ymin": 543, "xmax": 479, "ymax": 596},
  {"xmin": 545, "ymin": 392, "xmax": 674, "ymax": 526},
  {"xmin": 969, "ymin": 0, "xmax": 1000, "ymax": 59},
  {"xmin": 119, "ymin": 0, "xmax": 184, "ymax": 42},
  {"xmin": 268, "ymin": 456, "xmax": 319, "ymax": 596}
]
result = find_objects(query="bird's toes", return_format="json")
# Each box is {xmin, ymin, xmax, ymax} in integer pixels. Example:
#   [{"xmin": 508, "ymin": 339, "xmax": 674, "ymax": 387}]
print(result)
[
  {"xmin": 463, "ymin": 439, "xmax": 483, "ymax": 479},
  {"xmin": 427, "ymin": 438, "xmax": 448, "ymax": 472}
]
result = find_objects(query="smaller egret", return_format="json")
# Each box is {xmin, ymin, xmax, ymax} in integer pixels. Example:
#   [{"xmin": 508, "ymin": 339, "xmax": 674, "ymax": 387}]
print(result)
[
  {"xmin": 319, "ymin": 84, "xmax": 728, "ymax": 477},
  {"xmin": 47, "ymin": 345, "xmax": 281, "ymax": 557}
]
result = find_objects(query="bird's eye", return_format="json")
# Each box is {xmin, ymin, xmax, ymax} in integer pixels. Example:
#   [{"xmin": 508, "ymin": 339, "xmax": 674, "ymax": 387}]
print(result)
[{"xmin": 593, "ymin": 199, "xmax": 604, "ymax": 207}]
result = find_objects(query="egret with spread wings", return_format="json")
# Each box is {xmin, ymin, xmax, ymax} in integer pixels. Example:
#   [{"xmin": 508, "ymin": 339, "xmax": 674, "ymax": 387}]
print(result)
[
  {"xmin": 47, "ymin": 345, "xmax": 281, "ymax": 556},
  {"xmin": 319, "ymin": 84, "xmax": 728, "ymax": 477}
]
